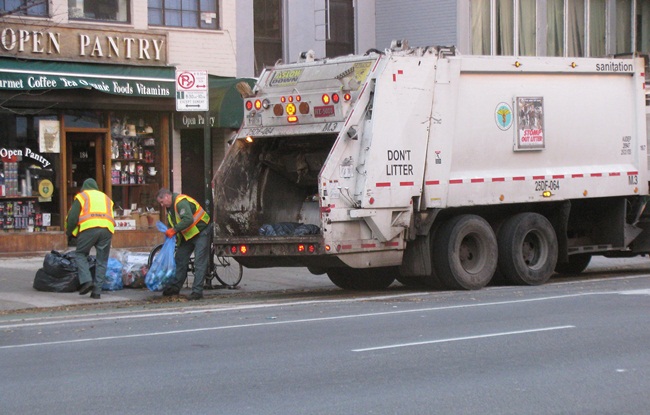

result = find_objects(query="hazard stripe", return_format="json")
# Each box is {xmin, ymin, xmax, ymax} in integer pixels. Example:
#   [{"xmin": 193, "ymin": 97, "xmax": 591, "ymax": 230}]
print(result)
[{"xmin": 414, "ymin": 171, "xmax": 636, "ymax": 187}]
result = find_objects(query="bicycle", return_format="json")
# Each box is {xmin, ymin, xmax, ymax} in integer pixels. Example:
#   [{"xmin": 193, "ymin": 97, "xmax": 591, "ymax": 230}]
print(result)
[{"xmin": 147, "ymin": 243, "xmax": 243, "ymax": 289}]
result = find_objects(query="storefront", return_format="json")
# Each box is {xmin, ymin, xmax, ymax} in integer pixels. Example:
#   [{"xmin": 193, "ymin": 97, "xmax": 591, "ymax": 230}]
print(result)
[
  {"xmin": 0, "ymin": 57, "xmax": 177, "ymax": 253},
  {"xmin": 0, "ymin": 23, "xmax": 252, "ymax": 254}
]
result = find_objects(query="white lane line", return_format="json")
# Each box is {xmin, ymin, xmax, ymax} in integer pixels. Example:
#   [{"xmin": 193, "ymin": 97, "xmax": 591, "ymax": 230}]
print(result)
[
  {"xmin": 352, "ymin": 325, "xmax": 576, "ymax": 352},
  {"xmin": 0, "ymin": 291, "xmax": 610, "ymax": 330}
]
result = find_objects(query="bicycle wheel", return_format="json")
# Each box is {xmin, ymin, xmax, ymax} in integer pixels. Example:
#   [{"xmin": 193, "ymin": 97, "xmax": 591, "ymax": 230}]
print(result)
[
  {"xmin": 213, "ymin": 249, "xmax": 243, "ymax": 288},
  {"xmin": 147, "ymin": 244, "xmax": 163, "ymax": 268}
]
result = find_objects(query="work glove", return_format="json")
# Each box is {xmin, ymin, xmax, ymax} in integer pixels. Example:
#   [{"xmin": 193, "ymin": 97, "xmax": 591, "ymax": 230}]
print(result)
[{"xmin": 165, "ymin": 228, "xmax": 177, "ymax": 238}]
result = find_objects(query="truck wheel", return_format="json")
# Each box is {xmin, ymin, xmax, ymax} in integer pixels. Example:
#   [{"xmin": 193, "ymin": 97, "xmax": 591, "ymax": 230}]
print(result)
[
  {"xmin": 555, "ymin": 254, "xmax": 591, "ymax": 275},
  {"xmin": 432, "ymin": 215, "xmax": 498, "ymax": 290},
  {"xmin": 327, "ymin": 268, "xmax": 395, "ymax": 290},
  {"xmin": 497, "ymin": 213, "xmax": 558, "ymax": 285}
]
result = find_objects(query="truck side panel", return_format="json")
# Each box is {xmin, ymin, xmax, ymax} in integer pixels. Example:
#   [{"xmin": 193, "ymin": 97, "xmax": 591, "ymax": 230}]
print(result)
[{"xmin": 424, "ymin": 56, "xmax": 648, "ymax": 209}]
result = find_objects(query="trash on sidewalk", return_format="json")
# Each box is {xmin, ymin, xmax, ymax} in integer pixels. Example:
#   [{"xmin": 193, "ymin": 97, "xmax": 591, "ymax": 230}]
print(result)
[{"xmin": 33, "ymin": 250, "xmax": 89, "ymax": 292}]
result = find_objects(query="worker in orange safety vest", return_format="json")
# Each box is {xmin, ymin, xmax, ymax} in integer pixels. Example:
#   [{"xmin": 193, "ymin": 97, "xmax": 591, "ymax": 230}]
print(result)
[{"xmin": 66, "ymin": 178, "xmax": 115, "ymax": 299}]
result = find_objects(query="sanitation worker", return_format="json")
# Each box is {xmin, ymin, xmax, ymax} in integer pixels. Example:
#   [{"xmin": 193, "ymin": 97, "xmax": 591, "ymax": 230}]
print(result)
[
  {"xmin": 156, "ymin": 188, "xmax": 211, "ymax": 300},
  {"xmin": 66, "ymin": 178, "xmax": 115, "ymax": 300}
]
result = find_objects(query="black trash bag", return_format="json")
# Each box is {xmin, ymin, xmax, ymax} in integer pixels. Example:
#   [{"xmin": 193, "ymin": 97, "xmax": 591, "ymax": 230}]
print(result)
[
  {"xmin": 294, "ymin": 224, "xmax": 320, "ymax": 235},
  {"xmin": 274, "ymin": 222, "xmax": 299, "ymax": 235},
  {"xmin": 43, "ymin": 250, "xmax": 77, "ymax": 277},
  {"xmin": 33, "ymin": 268, "xmax": 80, "ymax": 292},
  {"xmin": 259, "ymin": 224, "xmax": 276, "ymax": 236}
]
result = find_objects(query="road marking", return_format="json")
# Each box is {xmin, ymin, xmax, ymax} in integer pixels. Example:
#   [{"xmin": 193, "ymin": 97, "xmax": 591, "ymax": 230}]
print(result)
[
  {"xmin": 352, "ymin": 325, "xmax": 576, "ymax": 352},
  {"xmin": 0, "ymin": 290, "xmax": 622, "ymax": 331}
]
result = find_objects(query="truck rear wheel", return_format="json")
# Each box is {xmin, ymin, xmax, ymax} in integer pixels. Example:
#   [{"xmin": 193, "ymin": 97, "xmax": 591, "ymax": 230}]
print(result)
[
  {"xmin": 432, "ymin": 214, "xmax": 498, "ymax": 290},
  {"xmin": 555, "ymin": 254, "xmax": 591, "ymax": 275},
  {"xmin": 497, "ymin": 212, "xmax": 558, "ymax": 285},
  {"xmin": 327, "ymin": 268, "xmax": 395, "ymax": 290}
]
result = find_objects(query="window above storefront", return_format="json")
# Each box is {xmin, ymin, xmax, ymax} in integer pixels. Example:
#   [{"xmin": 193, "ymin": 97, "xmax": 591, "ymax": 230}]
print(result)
[
  {"xmin": 148, "ymin": 0, "xmax": 219, "ymax": 30},
  {"xmin": 0, "ymin": 0, "xmax": 48, "ymax": 16},
  {"xmin": 68, "ymin": 0, "xmax": 130, "ymax": 23}
]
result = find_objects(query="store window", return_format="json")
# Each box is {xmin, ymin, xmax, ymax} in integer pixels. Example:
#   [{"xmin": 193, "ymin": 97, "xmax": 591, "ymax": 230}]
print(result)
[
  {"xmin": 0, "ymin": 0, "xmax": 47, "ymax": 16},
  {"xmin": 148, "ymin": 0, "xmax": 219, "ymax": 30},
  {"xmin": 547, "ymin": 0, "xmax": 564, "ymax": 56},
  {"xmin": 616, "ymin": 0, "xmax": 633, "ymax": 53},
  {"xmin": 68, "ymin": 0, "xmax": 129, "ymax": 22},
  {"xmin": 326, "ymin": 0, "xmax": 355, "ymax": 58},
  {"xmin": 472, "ymin": 0, "xmax": 635, "ymax": 58},
  {"xmin": 254, "ymin": 0, "xmax": 282, "ymax": 75},
  {"xmin": 0, "ymin": 112, "xmax": 60, "ymax": 232},
  {"xmin": 109, "ymin": 112, "xmax": 162, "ymax": 216}
]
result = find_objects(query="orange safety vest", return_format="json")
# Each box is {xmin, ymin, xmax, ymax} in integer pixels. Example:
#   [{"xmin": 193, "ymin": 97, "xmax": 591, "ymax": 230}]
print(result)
[
  {"xmin": 167, "ymin": 194, "xmax": 210, "ymax": 241},
  {"xmin": 72, "ymin": 190, "xmax": 115, "ymax": 236}
]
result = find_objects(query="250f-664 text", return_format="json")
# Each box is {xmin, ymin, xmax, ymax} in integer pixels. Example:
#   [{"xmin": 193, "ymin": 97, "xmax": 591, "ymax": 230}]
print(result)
[{"xmin": 535, "ymin": 180, "xmax": 560, "ymax": 191}]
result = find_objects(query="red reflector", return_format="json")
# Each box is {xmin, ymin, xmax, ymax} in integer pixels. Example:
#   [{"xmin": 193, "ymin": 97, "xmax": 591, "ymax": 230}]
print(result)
[
  {"xmin": 308, "ymin": 244, "xmax": 315, "ymax": 253},
  {"xmin": 287, "ymin": 115, "xmax": 298, "ymax": 123},
  {"xmin": 230, "ymin": 245, "xmax": 237, "ymax": 254},
  {"xmin": 239, "ymin": 245, "xmax": 248, "ymax": 254},
  {"xmin": 297, "ymin": 244, "xmax": 305, "ymax": 253},
  {"xmin": 332, "ymin": 93, "xmax": 340, "ymax": 103},
  {"xmin": 320, "ymin": 206, "xmax": 331, "ymax": 213}
]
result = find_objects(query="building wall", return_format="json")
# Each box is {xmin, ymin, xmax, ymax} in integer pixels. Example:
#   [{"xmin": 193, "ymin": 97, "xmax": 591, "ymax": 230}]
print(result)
[{"xmin": 375, "ymin": 0, "xmax": 457, "ymax": 50}]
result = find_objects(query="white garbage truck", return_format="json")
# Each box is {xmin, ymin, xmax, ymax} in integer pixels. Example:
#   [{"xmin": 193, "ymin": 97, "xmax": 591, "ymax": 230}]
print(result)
[{"xmin": 213, "ymin": 42, "xmax": 650, "ymax": 290}]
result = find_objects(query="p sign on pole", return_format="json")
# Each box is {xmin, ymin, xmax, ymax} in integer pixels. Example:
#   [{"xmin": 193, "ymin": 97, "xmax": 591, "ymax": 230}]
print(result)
[{"xmin": 175, "ymin": 69, "xmax": 208, "ymax": 111}]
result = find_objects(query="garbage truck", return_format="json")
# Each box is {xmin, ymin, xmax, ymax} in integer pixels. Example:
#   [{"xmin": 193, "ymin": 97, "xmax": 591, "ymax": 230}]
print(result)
[{"xmin": 212, "ymin": 41, "xmax": 650, "ymax": 290}]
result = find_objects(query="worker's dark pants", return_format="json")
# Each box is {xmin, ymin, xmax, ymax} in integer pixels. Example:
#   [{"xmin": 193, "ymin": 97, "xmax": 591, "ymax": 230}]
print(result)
[
  {"xmin": 75, "ymin": 227, "xmax": 113, "ymax": 295},
  {"xmin": 171, "ymin": 223, "xmax": 212, "ymax": 294}
]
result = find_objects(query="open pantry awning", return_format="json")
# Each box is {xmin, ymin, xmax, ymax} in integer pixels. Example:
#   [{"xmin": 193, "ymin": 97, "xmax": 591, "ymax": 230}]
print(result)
[{"xmin": 0, "ymin": 58, "xmax": 176, "ymax": 98}]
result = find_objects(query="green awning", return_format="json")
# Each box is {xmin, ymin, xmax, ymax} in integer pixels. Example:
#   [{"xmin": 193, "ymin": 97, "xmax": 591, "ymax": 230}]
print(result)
[
  {"xmin": 174, "ymin": 76, "xmax": 256, "ymax": 129},
  {"xmin": 0, "ymin": 58, "xmax": 176, "ymax": 98}
]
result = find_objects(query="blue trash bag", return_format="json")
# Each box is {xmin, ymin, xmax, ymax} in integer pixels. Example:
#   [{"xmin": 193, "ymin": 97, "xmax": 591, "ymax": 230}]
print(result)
[
  {"xmin": 145, "ymin": 221, "xmax": 176, "ymax": 291},
  {"xmin": 103, "ymin": 257, "xmax": 124, "ymax": 291}
]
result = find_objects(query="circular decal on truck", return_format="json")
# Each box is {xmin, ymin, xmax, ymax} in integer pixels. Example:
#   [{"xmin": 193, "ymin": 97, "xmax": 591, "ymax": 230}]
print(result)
[{"xmin": 495, "ymin": 102, "xmax": 513, "ymax": 131}]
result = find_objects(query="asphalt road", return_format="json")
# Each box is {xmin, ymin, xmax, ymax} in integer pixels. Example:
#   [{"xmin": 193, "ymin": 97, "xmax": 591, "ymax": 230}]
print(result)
[{"xmin": 1, "ymin": 271, "xmax": 649, "ymax": 414}]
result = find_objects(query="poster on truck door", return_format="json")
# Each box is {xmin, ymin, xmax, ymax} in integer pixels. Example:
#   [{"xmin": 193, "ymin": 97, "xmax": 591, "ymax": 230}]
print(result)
[{"xmin": 515, "ymin": 97, "xmax": 545, "ymax": 151}]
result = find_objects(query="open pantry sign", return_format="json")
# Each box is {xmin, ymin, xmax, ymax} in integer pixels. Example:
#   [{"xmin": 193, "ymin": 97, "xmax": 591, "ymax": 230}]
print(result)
[{"xmin": 175, "ymin": 70, "xmax": 208, "ymax": 111}]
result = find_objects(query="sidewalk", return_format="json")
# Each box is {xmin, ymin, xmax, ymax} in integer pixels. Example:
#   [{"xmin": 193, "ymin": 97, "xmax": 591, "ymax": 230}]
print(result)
[{"xmin": 0, "ymin": 250, "xmax": 333, "ymax": 313}]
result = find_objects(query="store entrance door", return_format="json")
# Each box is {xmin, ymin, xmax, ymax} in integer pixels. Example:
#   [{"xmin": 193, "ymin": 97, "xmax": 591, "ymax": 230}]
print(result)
[
  {"xmin": 66, "ymin": 132, "xmax": 104, "ymax": 209},
  {"xmin": 180, "ymin": 129, "xmax": 204, "ymax": 204}
]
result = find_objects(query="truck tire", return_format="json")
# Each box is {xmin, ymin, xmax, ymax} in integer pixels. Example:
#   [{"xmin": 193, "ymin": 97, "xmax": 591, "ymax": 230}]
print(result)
[
  {"xmin": 497, "ymin": 212, "xmax": 558, "ymax": 285},
  {"xmin": 432, "ymin": 214, "xmax": 498, "ymax": 290},
  {"xmin": 327, "ymin": 268, "xmax": 395, "ymax": 290},
  {"xmin": 555, "ymin": 254, "xmax": 591, "ymax": 275}
]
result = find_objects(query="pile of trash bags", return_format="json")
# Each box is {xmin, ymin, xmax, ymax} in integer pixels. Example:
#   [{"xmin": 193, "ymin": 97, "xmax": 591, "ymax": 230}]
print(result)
[{"xmin": 33, "ymin": 249, "xmax": 151, "ymax": 293}]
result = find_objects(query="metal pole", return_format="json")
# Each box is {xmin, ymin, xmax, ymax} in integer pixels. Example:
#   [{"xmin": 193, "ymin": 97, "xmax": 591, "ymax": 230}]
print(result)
[{"xmin": 204, "ymin": 110, "xmax": 214, "ymax": 286}]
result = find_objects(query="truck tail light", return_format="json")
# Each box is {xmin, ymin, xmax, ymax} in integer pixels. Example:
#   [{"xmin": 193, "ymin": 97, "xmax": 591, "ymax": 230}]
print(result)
[
  {"xmin": 254, "ymin": 100, "xmax": 262, "ymax": 110},
  {"xmin": 331, "ymin": 93, "xmax": 340, "ymax": 103},
  {"xmin": 322, "ymin": 94, "xmax": 330, "ymax": 104},
  {"xmin": 245, "ymin": 100, "xmax": 253, "ymax": 111},
  {"xmin": 343, "ymin": 93, "xmax": 351, "ymax": 101},
  {"xmin": 273, "ymin": 104, "xmax": 284, "ymax": 116},
  {"xmin": 297, "ymin": 244, "xmax": 317, "ymax": 253},
  {"xmin": 229, "ymin": 245, "xmax": 249, "ymax": 255},
  {"xmin": 299, "ymin": 102, "xmax": 310, "ymax": 114},
  {"xmin": 287, "ymin": 115, "xmax": 298, "ymax": 123}
]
